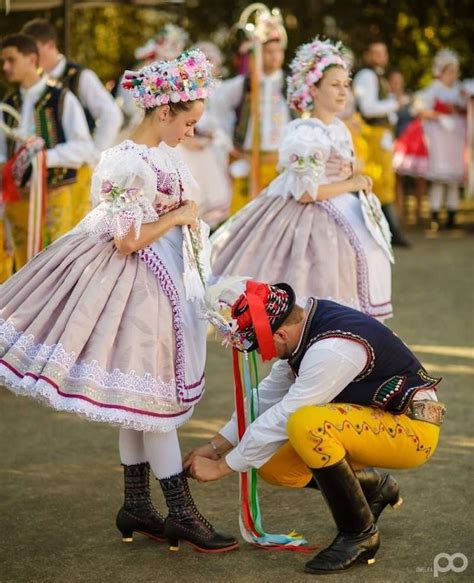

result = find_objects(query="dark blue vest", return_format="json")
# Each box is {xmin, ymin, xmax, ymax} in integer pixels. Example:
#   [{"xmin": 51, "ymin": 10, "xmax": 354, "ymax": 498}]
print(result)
[
  {"xmin": 288, "ymin": 299, "xmax": 441, "ymax": 414},
  {"xmin": 4, "ymin": 84, "xmax": 77, "ymax": 188}
]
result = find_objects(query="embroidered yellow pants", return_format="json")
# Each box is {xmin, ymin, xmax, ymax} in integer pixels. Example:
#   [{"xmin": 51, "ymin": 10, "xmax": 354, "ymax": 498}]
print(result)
[
  {"xmin": 4, "ymin": 184, "xmax": 74, "ymax": 271},
  {"xmin": 258, "ymin": 403, "xmax": 440, "ymax": 488},
  {"xmin": 71, "ymin": 165, "xmax": 92, "ymax": 227},
  {"xmin": 360, "ymin": 124, "xmax": 396, "ymax": 205},
  {"xmin": 231, "ymin": 157, "xmax": 279, "ymax": 215}
]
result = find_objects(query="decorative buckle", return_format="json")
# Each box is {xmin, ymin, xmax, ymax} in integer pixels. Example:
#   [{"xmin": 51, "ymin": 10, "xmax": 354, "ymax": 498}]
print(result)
[{"xmin": 408, "ymin": 400, "xmax": 446, "ymax": 426}]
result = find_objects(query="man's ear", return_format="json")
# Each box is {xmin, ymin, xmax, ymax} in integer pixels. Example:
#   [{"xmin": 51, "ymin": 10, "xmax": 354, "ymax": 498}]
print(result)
[{"xmin": 273, "ymin": 327, "xmax": 288, "ymax": 342}]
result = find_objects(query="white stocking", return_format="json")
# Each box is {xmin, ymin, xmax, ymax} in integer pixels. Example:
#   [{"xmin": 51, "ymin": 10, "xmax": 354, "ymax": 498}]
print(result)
[
  {"xmin": 446, "ymin": 183, "xmax": 460, "ymax": 211},
  {"xmin": 143, "ymin": 430, "xmax": 183, "ymax": 479},
  {"xmin": 429, "ymin": 182, "xmax": 444, "ymax": 212},
  {"xmin": 118, "ymin": 428, "xmax": 183, "ymax": 479},
  {"xmin": 119, "ymin": 428, "xmax": 146, "ymax": 465}
]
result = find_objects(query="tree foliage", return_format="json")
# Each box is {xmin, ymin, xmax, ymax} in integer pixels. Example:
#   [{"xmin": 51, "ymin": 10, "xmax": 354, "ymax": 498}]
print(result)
[{"xmin": 1, "ymin": 0, "xmax": 473, "ymax": 96}]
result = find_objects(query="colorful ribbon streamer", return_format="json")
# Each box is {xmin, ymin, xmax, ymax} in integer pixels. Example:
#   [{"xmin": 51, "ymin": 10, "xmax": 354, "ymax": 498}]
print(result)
[{"xmin": 232, "ymin": 347, "xmax": 316, "ymax": 552}]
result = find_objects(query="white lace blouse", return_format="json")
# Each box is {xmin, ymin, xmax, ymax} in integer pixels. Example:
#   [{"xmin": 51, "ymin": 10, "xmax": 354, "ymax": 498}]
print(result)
[
  {"xmin": 266, "ymin": 117, "xmax": 354, "ymax": 201},
  {"xmin": 77, "ymin": 140, "xmax": 198, "ymax": 241}
]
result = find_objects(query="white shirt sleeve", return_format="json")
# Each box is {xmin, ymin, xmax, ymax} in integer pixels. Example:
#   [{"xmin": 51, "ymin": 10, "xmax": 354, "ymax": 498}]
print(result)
[
  {"xmin": 353, "ymin": 69, "xmax": 398, "ymax": 118},
  {"xmin": 46, "ymin": 91, "xmax": 94, "ymax": 169},
  {"xmin": 78, "ymin": 68, "xmax": 123, "ymax": 156},
  {"xmin": 211, "ymin": 76, "xmax": 245, "ymax": 139},
  {"xmin": 219, "ymin": 358, "xmax": 295, "ymax": 446},
  {"xmin": 225, "ymin": 338, "xmax": 368, "ymax": 472}
]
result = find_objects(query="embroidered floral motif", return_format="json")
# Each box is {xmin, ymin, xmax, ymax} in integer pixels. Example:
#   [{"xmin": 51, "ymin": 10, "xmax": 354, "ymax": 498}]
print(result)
[
  {"xmin": 100, "ymin": 179, "xmax": 140, "ymax": 206},
  {"xmin": 289, "ymin": 150, "xmax": 325, "ymax": 177}
]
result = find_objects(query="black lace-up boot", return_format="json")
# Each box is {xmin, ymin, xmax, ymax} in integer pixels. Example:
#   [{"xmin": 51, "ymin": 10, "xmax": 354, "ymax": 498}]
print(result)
[
  {"xmin": 305, "ymin": 467, "xmax": 402, "ymax": 523},
  {"xmin": 305, "ymin": 458, "xmax": 379, "ymax": 574},
  {"xmin": 116, "ymin": 462, "xmax": 166, "ymax": 543},
  {"xmin": 159, "ymin": 471, "xmax": 239, "ymax": 553}
]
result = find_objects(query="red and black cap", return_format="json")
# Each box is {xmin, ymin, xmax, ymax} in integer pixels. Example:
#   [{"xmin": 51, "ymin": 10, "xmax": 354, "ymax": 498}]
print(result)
[{"xmin": 231, "ymin": 280, "xmax": 296, "ymax": 361}]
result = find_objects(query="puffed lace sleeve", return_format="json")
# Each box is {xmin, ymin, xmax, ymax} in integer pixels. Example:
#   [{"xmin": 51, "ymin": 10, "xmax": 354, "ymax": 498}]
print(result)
[
  {"xmin": 78, "ymin": 145, "xmax": 159, "ymax": 240},
  {"xmin": 266, "ymin": 119, "xmax": 331, "ymax": 201}
]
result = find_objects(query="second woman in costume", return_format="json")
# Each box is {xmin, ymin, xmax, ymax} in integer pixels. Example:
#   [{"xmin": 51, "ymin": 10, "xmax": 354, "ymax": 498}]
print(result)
[{"xmin": 211, "ymin": 38, "xmax": 393, "ymax": 321}]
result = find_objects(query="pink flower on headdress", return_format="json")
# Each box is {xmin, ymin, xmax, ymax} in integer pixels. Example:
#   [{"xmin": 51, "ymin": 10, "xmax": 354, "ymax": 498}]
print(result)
[
  {"xmin": 142, "ymin": 93, "xmax": 156, "ymax": 108},
  {"xmin": 161, "ymin": 94, "xmax": 170, "ymax": 105},
  {"xmin": 196, "ymin": 88, "xmax": 204, "ymax": 98}
]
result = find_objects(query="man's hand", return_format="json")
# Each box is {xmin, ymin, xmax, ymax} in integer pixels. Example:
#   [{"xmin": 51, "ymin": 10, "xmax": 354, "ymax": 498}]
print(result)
[
  {"xmin": 188, "ymin": 456, "xmax": 234, "ymax": 483},
  {"xmin": 183, "ymin": 443, "xmax": 219, "ymax": 472}
]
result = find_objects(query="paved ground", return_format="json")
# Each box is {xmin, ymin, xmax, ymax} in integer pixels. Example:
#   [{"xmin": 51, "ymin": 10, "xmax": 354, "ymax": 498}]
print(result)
[{"xmin": 1, "ymin": 229, "xmax": 473, "ymax": 582}]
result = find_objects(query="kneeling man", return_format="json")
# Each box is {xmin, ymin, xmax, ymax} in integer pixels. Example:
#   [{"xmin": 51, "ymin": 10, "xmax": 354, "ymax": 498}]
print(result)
[{"xmin": 185, "ymin": 281, "xmax": 444, "ymax": 574}]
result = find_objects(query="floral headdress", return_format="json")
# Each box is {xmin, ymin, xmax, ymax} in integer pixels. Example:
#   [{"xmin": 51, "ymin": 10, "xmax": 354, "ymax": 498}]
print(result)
[
  {"xmin": 238, "ymin": 4, "xmax": 287, "ymax": 50},
  {"xmin": 122, "ymin": 49, "xmax": 214, "ymax": 110},
  {"xmin": 192, "ymin": 41, "xmax": 223, "ymax": 69},
  {"xmin": 154, "ymin": 23, "xmax": 189, "ymax": 61},
  {"xmin": 134, "ymin": 23, "xmax": 189, "ymax": 62},
  {"xmin": 287, "ymin": 37, "xmax": 351, "ymax": 113},
  {"xmin": 432, "ymin": 49, "xmax": 459, "ymax": 78},
  {"xmin": 254, "ymin": 8, "xmax": 287, "ymax": 48}
]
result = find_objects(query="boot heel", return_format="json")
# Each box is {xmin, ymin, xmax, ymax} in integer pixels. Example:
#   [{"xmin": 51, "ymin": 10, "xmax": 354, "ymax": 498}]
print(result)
[
  {"xmin": 169, "ymin": 538, "xmax": 180, "ymax": 552},
  {"xmin": 391, "ymin": 496, "xmax": 403, "ymax": 510},
  {"xmin": 121, "ymin": 531, "xmax": 134, "ymax": 543}
]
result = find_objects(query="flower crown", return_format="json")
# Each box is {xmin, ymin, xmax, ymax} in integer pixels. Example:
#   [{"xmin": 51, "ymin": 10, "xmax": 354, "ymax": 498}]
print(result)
[
  {"xmin": 122, "ymin": 49, "xmax": 214, "ymax": 110},
  {"xmin": 287, "ymin": 37, "xmax": 351, "ymax": 113},
  {"xmin": 134, "ymin": 24, "xmax": 189, "ymax": 62},
  {"xmin": 254, "ymin": 9, "xmax": 287, "ymax": 48}
]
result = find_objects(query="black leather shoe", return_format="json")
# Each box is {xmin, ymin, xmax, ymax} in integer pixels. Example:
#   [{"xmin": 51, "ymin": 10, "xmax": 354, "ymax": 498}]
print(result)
[
  {"xmin": 306, "ymin": 458, "xmax": 379, "ymax": 574},
  {"xmin": 116, "ymin": 462, "xmax": 166, "ymax": 543},
  {"xmin": 159, "ymin": 471, "xmax": 239, "ymax": 553},
  {"xmin": 305, "ymin": 525, "xmax": 380, "ymax": 574}
]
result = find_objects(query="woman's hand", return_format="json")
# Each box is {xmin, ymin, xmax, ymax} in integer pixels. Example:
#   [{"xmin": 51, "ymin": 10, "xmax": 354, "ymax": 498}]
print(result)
[
  {"xmin": 351, "ymin": 174, "xmax": 373, "ymax": 193},
  {"xmin": 169, "ymin": 200, "xmax": 199, "ymax": 229},
  {"xmin": 297, "ymin": 193, "xmax": 316, "ymax": 204}
]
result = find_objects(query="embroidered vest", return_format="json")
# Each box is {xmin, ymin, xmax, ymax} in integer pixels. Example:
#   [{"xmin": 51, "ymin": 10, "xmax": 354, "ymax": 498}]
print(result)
[
  {"xmin": 288, "ymin": 299, "xmax": 441, "ymax": 414},
  {"xmin": 59, "ymin": 61, "xmax": 95, "ymax": 132},
  {"xmin": 233, "ymin": 73, "xmax": 294, "ymax": 149},
  {"xmin": 356, "ymin": 66, "xmax": 392, "ymax": 127},
  {"xmin": 4, "ymin": 84, "xmax": 77, "ymax": 188}
]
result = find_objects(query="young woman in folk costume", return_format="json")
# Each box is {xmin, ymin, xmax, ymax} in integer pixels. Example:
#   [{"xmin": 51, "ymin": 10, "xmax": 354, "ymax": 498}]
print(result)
[
  {"xmin": 394, "ymin": 49, "xmax": 468, "ymax": 231},
  {"xmin": 0, "ymin": 50, "xmax": 238, "ymax": 553},
  {"xmin": 211, "ymin": 38, "xmax": 394, "ymax": 322}
]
